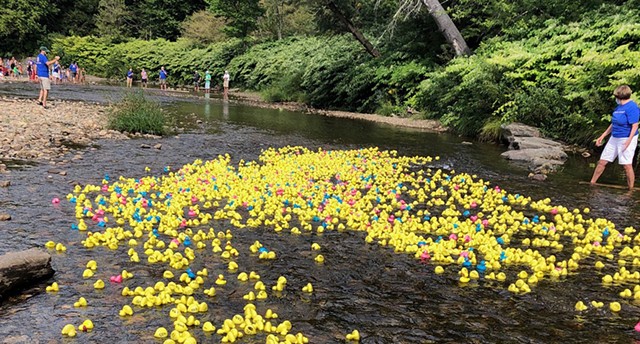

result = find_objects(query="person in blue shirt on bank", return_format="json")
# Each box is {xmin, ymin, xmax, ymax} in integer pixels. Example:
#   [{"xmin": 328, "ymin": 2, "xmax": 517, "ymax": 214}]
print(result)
[
  {"xmin": 69, "ymin": 61, "xmax": 78, "ymax": 83},
  {"xmin": 590, "ymin": 85, "xmax": 640, "ymax": 190},
  {"xmin": 159, "ymin": 66, "xmax": 168, "ymax": 90},
  {"xmin": 126, "ymin": 68, "xmax": 134, "ymax": 88},
  {"xmin": 35, "ymin": 46, "xmax": 60, "ymax": 109}
]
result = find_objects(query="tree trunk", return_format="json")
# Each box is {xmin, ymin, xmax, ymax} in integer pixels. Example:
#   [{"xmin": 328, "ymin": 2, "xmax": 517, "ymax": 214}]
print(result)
[
  {"xmin": 0, "ymin": 248, "xmax": 54, "ymax": 298},
  {"xmin": 326, "ymin": 1, "xmax": 381, "ymax": 58},
  {"xmin": 421, "ymin": 0, "xmax": 471, "ymax": 56}
]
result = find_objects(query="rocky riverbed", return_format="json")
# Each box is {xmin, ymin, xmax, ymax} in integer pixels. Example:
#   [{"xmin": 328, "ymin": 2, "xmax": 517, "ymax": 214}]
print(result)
[{"xmin": 0, "ymin": 97, "xmax": 127, "ymax": 166}]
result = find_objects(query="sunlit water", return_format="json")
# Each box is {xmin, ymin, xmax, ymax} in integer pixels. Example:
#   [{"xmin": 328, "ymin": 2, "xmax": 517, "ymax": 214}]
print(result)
[{"xmin": 1, "ymin": 82, "xmax": 640, "ymax": 343}]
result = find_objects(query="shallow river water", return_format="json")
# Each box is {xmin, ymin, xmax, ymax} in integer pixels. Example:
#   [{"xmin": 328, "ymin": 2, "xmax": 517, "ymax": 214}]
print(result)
[{"xmin": 1, "ymin": 82, "xmax": 640, "ymax": 343}]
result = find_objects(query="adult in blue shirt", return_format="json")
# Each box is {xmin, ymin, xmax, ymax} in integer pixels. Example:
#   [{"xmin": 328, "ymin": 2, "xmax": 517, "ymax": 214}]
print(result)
[
  {"xmin": 159, "ymin": 66, "xmax": 168, "ymax": 90},
  {"xmin": 591, "ymin": 85, "xmax": 640, "ymax": 190},
  {"xmin": 36, "ymin": 46, "xmax": 60, "ymax": 109},
  {"xmin": 69, "ymin": 62, "xmax": 78, "ymax": 83},
  {"xmin": 126, "ymin": 68, "xmax": 134, "ymax": 88}
]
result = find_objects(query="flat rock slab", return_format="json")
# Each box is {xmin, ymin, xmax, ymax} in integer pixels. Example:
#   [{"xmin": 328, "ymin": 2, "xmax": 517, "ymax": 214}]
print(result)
[
  {"xmin": 501, "ymin": 123, "xmax": 541, "ymax": 139},
  {"xmin": 510, "ymin": 136, "xmax": 563, "ymax": 150},
  {"xmin": 501, "ymin": 148, "xmax": 568, "ymax": 163},
  {"xmin": 0, "ymin": 248, "xmax": 54, "ymax": 298}
]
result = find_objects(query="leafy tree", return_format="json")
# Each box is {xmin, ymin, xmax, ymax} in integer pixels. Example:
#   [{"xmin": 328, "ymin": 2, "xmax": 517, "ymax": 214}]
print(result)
[
  {"xmin": 257, "ymin": 0, "xmax": 316, "ymax": 40},
  {"xmin": 0, "ymin": 0, "xmax": 53, "ymax": 55},
  {"xmin": 47, "ymin": 0, "xmax": 100, "ymax": 36},
  {"xmin": 207, "ymin": 0, "xmax": 265, "ymax": 38},
  {"xmin": 95, "ymin": 0, "xmax": 130, "ymax": 40},
  {"xmin": 181, "ymin": 10, "xmax": 227, "ymax": 45},
  {"xmin": 127, "ymin": 0, "xmax": 207, "ymax": 40}
]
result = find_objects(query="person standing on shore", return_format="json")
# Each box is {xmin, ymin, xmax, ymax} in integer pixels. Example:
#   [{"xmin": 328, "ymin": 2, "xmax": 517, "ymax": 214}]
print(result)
[
  {"xmin": 36, "ymin": 46, "xmax": 60, "ymax": 109},
  {"xmin": 223, "ymin": 70, "xmax": 230, "ymax": 99},
  {"xmin": 193, "ymin": 70, "xmax": 201, "ymax": 93},
  {"xmin": 69, "ymin": 62, "xmax": 78, "ymax": 83},
  {"xmin": 159, "ymin": 66, "xmax": 168, "ymax": 90},
  {"xmin": 141, "ymin": 68, "xmax": 148, "ymax": 88},
  {"xmin": 204, "ymin": 70, "xmax": 211, "ymax": 94},
  {"xmin": 590, "ymin": 85, "xmax": 640, "ymax": 190},
  {"xmin": 126, "ymin": 68, "xmax": 134, "ymax": 87}
]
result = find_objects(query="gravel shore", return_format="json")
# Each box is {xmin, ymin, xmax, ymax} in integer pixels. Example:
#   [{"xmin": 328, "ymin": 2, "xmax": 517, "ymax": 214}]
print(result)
[{"xmin": 0, "ymin": 97, "xmax": 127, "ymax": 166}]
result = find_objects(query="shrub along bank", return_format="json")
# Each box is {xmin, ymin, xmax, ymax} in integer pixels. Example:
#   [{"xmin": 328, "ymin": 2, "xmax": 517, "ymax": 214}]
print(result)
[{"xmin": 52, "ymin": 3, "xmax": 640, "ymax": 145}]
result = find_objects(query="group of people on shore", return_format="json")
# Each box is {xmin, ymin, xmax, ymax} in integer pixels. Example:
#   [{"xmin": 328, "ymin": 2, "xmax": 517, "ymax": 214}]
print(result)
[
  {"xmin": 0, "ymin": 55, "xmax": 83, "ymax": 84},
  {"xmin": 125, "ymin": 67, "xmax": 230, "ymax": 97}
]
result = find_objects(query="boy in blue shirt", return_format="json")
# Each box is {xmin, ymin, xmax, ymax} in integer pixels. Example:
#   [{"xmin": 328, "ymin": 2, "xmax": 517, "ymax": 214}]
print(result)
[
  {"xmin": 591, "ymin": 85, "xmax": 640, "ymax": 190},
  {"xmin": 35, "ymin": 46, "xmax": 60, "ymax": 109}
]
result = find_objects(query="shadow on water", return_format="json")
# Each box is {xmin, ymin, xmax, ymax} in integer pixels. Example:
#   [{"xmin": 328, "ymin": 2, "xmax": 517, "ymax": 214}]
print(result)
[{"xmin": 2, "ymin": 83, "xmax": 640, "ymax": 343}]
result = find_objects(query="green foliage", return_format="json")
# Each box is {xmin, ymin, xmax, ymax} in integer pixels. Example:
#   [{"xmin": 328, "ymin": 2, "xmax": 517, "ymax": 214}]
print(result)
[
  {"xmin": 95, "ymin": 0, "xmax": 129, "ymax": 41},
  {"xmin": 108, "ymin": 91, "xmax": 170, "ymax": 135},
  {"xmin": 130, "ymin": 0, "xmax": 207, "ymax": 40},
  {"xmin": 51, "ymin": 36, "xmax": 245, "ymax": 86},
  {"xmin": 411, "ymin": 4, "xmax": 640, "ymax": 144},
  {"xmin": 0, "ymin": 0, "xmax": 53, "ymax": 55},
  {"xmin": 181, "ymin": 10, "xmax": 227, "ymax": 45},
  {"xmin": 207, "ymin": 0, "xmax": 264, "ymax": 38}
]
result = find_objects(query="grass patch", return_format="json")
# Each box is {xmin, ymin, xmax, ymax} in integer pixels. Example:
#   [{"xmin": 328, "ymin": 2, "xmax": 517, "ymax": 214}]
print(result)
[
  {"xmin": 261, "ymin": 71, "xmax": 306, "ymax": 103},
  {"xmin": 108, "ymin": 91, "xmax": 170, "ymax": 135}
]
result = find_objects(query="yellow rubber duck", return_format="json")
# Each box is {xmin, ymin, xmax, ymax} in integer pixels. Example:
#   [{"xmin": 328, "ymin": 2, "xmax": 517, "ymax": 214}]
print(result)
[
  {"xmin": 78, "ymin": 319, "xmax": 94, "ymax": 332},
  {"xmin": 93, "ymin": 279, "xmax": 105, "ymax": 289},
  {"xmin": 302, "ymin": 283, "xmax": 314, "ymax": 293},
  {"xmin": 315, "ymin": 255, "xmax": 325, "ymax": 263},
  {"xmin": 237, "ymin": 272, "xmax": 249, "ymax": 282},
  {"xmin": 154, "ymin": 327, "xmax": 168, "ymax": 338},
  {"xmin": 346, "ymin": 329, "xmax": 361, "ymax": 341},
  {"xmin": 203, "ymin": 322, "xmax": 216, "ymax": 332},
  {"xmin": 46, "ymin": 282, "xmax": 59, "ymax": 292},
  {"xmin": 434, "ymin": 266, "xmax": 444, "ymax": 274},
  {"xmin": 82, "ymin": 269, "xmax": 94, "ymax": 279},
  {"xmin": 575, "ymin": 301, "xmax": 588, "ymax": 311},
  {"xmin": 204, "ymin": 287, "xmax": 216, "ymax": 296},
  {"xmin": 249, "ymin": 271, "xmax": 260, "ymax": 280},
  {"xmin": 119, "ymin": 305, "xmax": 134, "ymax": 316},
  {"xmin": 45, "ymin": 241, "xmax": 56, "ymax": 249},
  {"xmin": 311, "ymin": 243, "xmax": 321, "ymax": 250},
  {"xmin": 228, "ymin": 261, "xmax": 239, "ymax": 271},
  {"xmin": 55, "ymin": 243, "xmax": 67, "ymax": 252},
  {"xmin": 215, "ymin": 274, "xmax": 227, "ymax": 285},
  {"xmin": 61, "ymin": 324, "xmax": 77, "ymax": 337},
  {"xmin": 74, "ymin": 297, "xmax": 87, "ymax": 307},
  {"xmin": 86, "ymin": 260, "xmax": 98, "ymax": 270},
  {"xmin": 256, "ymin": 290, "xmax": 268, "ymax": 300},
  {"xmin": 610, "ymin": 302, "xmax": 622, "ymax": 312}
]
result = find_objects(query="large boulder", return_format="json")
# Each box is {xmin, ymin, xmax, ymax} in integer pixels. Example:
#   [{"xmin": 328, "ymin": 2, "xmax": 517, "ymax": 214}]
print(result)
[
  {"xmin": 500, "ymin": 123, "xmax": 568, "ymax": 174},
  {"xmin": 0, "ymin": 249, "xmax": 54, "ymax": 298}
]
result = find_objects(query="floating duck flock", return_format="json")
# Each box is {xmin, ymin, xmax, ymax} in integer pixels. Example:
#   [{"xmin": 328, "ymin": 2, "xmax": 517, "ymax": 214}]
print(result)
[{"xmin": 42, "ymin": 146, "xmax": 640, "ymax": 342}]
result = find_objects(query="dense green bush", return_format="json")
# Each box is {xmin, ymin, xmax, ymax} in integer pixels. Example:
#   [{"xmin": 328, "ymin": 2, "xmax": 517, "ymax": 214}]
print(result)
[
  {"xmin": 108, "ymin": 91, "xmax": 170, "ymax": 135},
  {"xmin": 51, "ymin": 36, "xmax": 245, "ymax": 86},
  {"xmin": 411, "ymin": 5, "xmax": 640, "ymax": 144}
]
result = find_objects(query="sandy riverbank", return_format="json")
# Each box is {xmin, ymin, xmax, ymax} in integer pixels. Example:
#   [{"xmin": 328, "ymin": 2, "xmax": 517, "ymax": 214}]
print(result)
[{"xmin": 0, "ymin": 97, "xmax": 127, "ymax": 167}]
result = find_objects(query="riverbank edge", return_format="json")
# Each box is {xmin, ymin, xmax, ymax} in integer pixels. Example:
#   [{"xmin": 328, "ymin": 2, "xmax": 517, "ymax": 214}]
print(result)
[{"xmin": 227, "ymin": 90, "xmax": 449, "ymax": 133}]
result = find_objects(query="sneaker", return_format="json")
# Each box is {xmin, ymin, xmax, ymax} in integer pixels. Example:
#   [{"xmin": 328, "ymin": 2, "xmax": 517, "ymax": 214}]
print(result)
[{"xmin": 42, "ymin": 105, "xmax": 48, "ymax": 109}]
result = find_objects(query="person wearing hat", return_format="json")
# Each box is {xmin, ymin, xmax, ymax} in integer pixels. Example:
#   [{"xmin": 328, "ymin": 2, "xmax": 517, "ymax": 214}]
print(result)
[{"xmin": 36, "ymin": 46, "xmax": 60, "ymax": 109}]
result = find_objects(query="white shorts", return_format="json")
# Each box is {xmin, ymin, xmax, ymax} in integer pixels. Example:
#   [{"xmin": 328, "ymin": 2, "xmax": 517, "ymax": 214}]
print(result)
[
  {"xmin": 600, "ymin": 135, "xmax": 638, "ymax": 164},
  {"xmin": 39, "ymin": 77, "xmax": 51, "ymax": 90}
]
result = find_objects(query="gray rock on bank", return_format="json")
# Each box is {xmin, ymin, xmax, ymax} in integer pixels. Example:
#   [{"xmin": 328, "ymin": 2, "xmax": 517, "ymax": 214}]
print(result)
[
  {"xmin": 0, "ymin": 249, "xmax": 54, "ymax": 298},
  {"xmin": 500, "ymin": 123, "xmax": 568, "ymax": 175}
]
